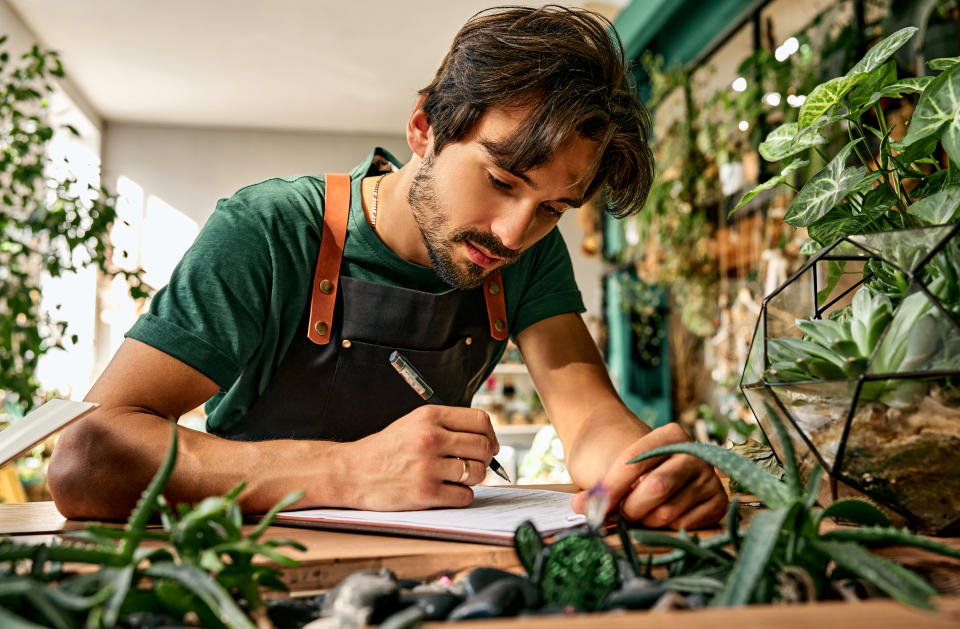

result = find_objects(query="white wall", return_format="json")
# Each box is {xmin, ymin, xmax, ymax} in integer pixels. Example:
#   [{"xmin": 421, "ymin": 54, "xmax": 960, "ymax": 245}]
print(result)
[
  {"xmin": 101, "ymin": 122, "xmax": 605, "ymax": 332},
  {"xmin": 102, "ymin": 122, "xmax": 412, "ymax": 226}
]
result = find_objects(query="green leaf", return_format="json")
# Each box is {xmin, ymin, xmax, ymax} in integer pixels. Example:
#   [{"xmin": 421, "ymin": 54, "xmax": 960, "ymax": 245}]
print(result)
[
  {"xmin": 942, "ymin": 107, "xmax": 960, "ymax": 167},
  {"xmin": 906, "ymin": 185, "xmax": 960, "ymax": 225},
  {"xmin": 711, "ymin": 507, "xmax": 792, "ymax": 606},
  {"xmin": 807, "ymin": 206, "xmax": 884, "ymax": 246},
  {"xmin": 250, "ymin": 490, "xmax": 305, "ymax": 541},
  {"xmin": 647, "ymin": 531, "xmax": 740, "ymax": 566},
  {"xmin": 879, "ymin": 76, "xmax": 933, "ymax": 98},
  {"xmin": 821, "ymin": 525, "xmax": 960, "ymax": 561},
  {"xmin": 759, "ymin": 122, "xmax": 826, "ymax": 161},
  {"xmin": 122, "ymin": 419, "xmax": 178, "ymax": 562},
  {"xmin": 102, "ymin": 564, "xmax": 136, "ymax": 627},
  {"xmin": 848, "ymin": 60, "xmax": 897, "ymax": 112},
  {"xmin": 811, "ymin": 539, "xmax": 937, "ymax": 609},
  {"xmin": 902, "ymin": 62, "xmax": 960, "ymax": 147},
  {"xmin": 847, "ymin": 27, "xmax": 918, "ymax": 76},
  {"xmin": 761, "ymin": 401, "xmax": 800, "ymax": 497},
  {"xmin": 630, "ymin": 530, "xmax": 730, "ymax": 564},
  {"xmin": 928, "ymin": 56, "xmax": 960, "ymax": 71},
  {"xmin": 802, "ymin": 463, "xmax": 823, "ymax": 510},
  {"xmin": 730, "ymin": 160, "xmax": 808, "ymax": 216},
  {"xmin": 0, "ymin": 606, "xmax": 48, "ymax": 629},
  {"xmin": 799, "ymin": 73, "xmax": 867, "ymax": 129},
  {"xmin": 146, "ymin": 562, "xmax": 256, "ymax": 629},
  {"xmin": 627, "ymin": 443, "xmax": 792, "ymax": 509},
  {"xmin": 819, "ymin": 500, "xmax": 891, "ymax": 527},
  {"xmin": 617, "ymin": 516, "xmax": 643, "ymax": 577},
  {"xmin": 784, "ymin": 140, "xmax": 866, "ymax": 227}
]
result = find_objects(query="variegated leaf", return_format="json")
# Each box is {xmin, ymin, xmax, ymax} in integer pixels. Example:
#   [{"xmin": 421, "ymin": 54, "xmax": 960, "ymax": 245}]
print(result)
[
  {"xmin": 879, "ymin": 76, "xmax": 932, "ymax": 98},
  {"xmin": 759, "ymin": 122, "xmax": 827, "ymax": 161},
  {"xmin": 942, "ymin": 107, "xmax": 960, "ymax": 166},
  {"xmin": 846, "ymin": 27, "xmax": 919, "ymax": 76},
  {"xmin": 730, "ymin": 160, "xmax": 808, "ymax": 216},
  {"xmin": 784, "ymin": 140, "xmax": 866, "ymax": 227},
  {"xmin": 928, "ymin": 56, "xmax": 960, "ymax": 71},
  {"xmin": 906, "ymin": 185, "xmax": 960, "ymax": 225},
  {"xmin": 902, "ymin": 62, "xmax": 960, "ymax": 146},
  {"xmin": 799, "ymin": 74, "xmax": 867, "ymax": 129}
]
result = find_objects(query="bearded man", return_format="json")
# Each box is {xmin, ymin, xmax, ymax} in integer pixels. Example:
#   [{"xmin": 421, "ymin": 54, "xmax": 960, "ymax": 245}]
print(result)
[{"xmin": 49, "ymin": 5, "xmax": 727, "ymax": 529}]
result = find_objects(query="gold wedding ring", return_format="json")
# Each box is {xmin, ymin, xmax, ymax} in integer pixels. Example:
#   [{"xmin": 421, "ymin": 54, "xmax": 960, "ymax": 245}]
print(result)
[{"xmin": 457, "ymin": 457, "xmax": 470, "ymax": 484}]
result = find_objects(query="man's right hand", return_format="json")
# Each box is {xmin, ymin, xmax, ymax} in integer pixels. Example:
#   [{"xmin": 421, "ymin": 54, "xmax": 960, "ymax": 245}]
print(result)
[
  {"xmin": 48, "ymin": 338, "xmax": 499, "ymax": 519},
  {"xmin": 340, "ymin": 405, "xmax": 499, "ymax": 511}
]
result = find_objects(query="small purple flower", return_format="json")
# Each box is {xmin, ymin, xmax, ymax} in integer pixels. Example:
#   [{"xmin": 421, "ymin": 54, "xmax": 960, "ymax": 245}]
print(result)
[{"xmin": 584, "ymin": 482, "xmax": 610, "ymax": 529}]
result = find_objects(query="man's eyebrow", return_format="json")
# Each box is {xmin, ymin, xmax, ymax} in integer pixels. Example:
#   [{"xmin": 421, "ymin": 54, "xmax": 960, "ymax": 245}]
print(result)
[{"xmin": 481, "ymin": 141, "xmax": 585, "ymax": 207}]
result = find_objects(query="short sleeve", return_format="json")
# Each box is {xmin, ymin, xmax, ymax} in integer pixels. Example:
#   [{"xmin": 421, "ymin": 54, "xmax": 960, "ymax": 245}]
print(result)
[
  {"xmin": 507, "ymin": 227, "xmax": 585, "ymax": 338},
  {"xmin": 125, "ymin": 196, "xmax": 273, "ymax": 389}
]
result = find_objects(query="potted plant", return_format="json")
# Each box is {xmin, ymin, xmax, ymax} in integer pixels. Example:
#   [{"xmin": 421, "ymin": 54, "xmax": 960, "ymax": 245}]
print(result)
[{"xmin": 733, "ymin": 26, "xmax": 960, "ymax": 534}]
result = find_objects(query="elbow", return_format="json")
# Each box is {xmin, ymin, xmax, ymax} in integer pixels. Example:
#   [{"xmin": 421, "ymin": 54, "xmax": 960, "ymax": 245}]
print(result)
[{"xmin": 48, "ymin": 420, "xmax": 124, "ymax": 520}]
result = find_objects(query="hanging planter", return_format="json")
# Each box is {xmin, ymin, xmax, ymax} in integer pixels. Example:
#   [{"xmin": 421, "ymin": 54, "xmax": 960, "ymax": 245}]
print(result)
[{"xmin": 740, "ymin": 223, "xmax": 960, "ymax": 534}]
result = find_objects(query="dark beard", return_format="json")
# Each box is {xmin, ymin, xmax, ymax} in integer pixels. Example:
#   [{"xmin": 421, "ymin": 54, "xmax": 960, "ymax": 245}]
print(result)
[{"xmin": 407, "ymin": 153, "xmax": 519, "ymax": 290}]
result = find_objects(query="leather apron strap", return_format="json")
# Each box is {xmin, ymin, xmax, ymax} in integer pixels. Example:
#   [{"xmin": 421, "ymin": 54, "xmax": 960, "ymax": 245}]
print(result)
[
  {"xmin": 308, "ymin": 174, "xmax": 351, "ymax": 344},
  {"xmin": 307, "ymin": 172, "xmax": 509, "ymax": 344}
]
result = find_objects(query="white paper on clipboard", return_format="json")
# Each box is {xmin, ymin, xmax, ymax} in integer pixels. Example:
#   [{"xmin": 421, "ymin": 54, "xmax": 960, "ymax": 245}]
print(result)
[{"xmin": 0, "ymin": 399, "xmax": 98, "ymax": 467}]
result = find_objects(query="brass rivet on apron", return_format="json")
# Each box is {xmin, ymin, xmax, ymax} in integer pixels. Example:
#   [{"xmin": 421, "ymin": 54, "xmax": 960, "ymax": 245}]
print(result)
[
  {"xmin": 488, "ymin": 281, "xmax": 501, "ymax": 295},
  {"xmin": 318, "ymin": 278, "xmax": 333, "ymax": 294},
  {"xmin": 494, "ymin": 318, "xmax": 505, "ymax": 332},
  {"xmin": 314, "ymin": 321, "xmax": 328, "ymax": 336},
  {"xmin": 465, "ymin": 336, "xmax": 473, "ymax": 345},
  {"xmin": 341, "ymin": 339, "xmax": 352, "ymax": 349}
]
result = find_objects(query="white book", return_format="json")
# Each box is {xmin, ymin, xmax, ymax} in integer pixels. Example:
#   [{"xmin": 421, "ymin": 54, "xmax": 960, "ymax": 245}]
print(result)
[{"xmin": 0, "ymin": 399, "xmax": 98, "ymax": 467}]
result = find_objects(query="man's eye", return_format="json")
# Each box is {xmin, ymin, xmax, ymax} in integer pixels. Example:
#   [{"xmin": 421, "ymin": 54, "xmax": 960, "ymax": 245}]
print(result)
[
  {"xmin": 540, "ymin": 204, "xmax": 564, "ymax": 218},
  {"xmin": 487, "ymin": 173, "xmax": 513, "ymax": 191}
]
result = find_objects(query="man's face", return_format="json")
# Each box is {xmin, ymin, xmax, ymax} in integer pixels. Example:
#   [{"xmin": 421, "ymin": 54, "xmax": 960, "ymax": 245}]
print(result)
[{"xmin": 408, "ymin": 107, "xmax": 599, "ymax": 289}]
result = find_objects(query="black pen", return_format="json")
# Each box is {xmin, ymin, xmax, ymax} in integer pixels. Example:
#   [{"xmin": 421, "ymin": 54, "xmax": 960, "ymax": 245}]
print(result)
[{"xmin": 389, "ymin": 351, "xmax": 511, "ymax": 483}]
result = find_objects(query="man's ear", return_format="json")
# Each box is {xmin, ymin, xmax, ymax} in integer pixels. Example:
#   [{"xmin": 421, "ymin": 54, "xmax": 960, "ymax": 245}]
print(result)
[{"xmin": 407, "ymin": 94, "xmax": 431, "ymax": 158}]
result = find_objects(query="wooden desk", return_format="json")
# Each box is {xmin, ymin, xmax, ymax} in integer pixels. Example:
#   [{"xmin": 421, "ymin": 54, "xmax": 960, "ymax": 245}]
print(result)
[{"xmin": 3, "ymin": 496, "xmax": 960, "ymax": 628}]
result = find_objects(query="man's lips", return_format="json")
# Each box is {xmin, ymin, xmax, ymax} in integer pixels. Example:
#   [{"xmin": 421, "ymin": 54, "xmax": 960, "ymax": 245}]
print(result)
[{"xmin": 464, "ymin": 241, "xmax": 499, "ymax": 268}]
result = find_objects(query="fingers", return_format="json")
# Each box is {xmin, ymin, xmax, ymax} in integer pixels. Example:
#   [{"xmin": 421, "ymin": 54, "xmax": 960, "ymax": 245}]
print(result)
[
  {"xmin": 441, "ymin": 456, "xmax": 487, "ymax": 486},
  {"xmin": 411, "ymin": 406, "xmax": 499, "ymax": 461},
  {"xmin": 620, "ymin": 454, "xmax": 703, "ymax": 523},
  {"xmin": 593, "ymin": 423, "xmax": 697, "ymax": 512},
  {"xmin": 431, "ymin": 407, "xmax": 499, "ymax": 452},
  {"xmin": 411, "ymin": 479, "xmax": 474, "ymax": 509}
]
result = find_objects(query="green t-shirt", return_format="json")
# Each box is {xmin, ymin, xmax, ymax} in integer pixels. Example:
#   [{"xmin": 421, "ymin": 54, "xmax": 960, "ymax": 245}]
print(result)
[{"xmin": 127, "ymin": 148, "xmax": 584, "ymax": 436}]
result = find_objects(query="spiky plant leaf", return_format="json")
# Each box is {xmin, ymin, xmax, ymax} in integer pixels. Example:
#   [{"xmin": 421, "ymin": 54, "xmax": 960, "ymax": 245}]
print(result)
[
  {"xmin": 711, "ymin": 507, "xmax": 793, "ymax": 606},
  {"xmin": 630, "ymin": 530, "xmax": 731, "ymax": 564},
  {"xmin": 121, "ymin": 420, "xmax": 179, "ymax": 562},
  {"xmin": 811, "ymin": 539, "xmax": 937, "ymax": 609},
  {"xmin": 627, "ymin": 443, "xmax": 792, "ymax": 508},
  {"xmin": 818, "ymin": 500, "xmax": 891, "ymax": 528},
  {"xmin": 761, "ymin": 401, "xmax": 800, "ymax": 497},
  {"xmin": 0, "ymin": 606, "xmax": 48, "ymax": 629},
  {"xmin": 821, "ymin": 526, "xmax": 960, "ymax": 561},
  {"xmin": 101, "ymin": 564, "xmax": 136, "ymax": 628},
  {"xmin": 250, "ymin": 490, "xmax": 305, "ymax": 541},
  {"xmin": 145, "ymin": 562, "xmax": 255, "ymax": 629}
]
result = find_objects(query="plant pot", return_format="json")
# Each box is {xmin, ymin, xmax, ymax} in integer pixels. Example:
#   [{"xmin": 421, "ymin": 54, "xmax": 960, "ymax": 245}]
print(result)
[{"xmin": 740, "ymin": 224, "xmax": 960, "ymax": 535}]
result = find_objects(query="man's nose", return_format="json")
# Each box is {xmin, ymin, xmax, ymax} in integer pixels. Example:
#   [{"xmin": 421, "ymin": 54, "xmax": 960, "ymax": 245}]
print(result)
[{"xmin": 489, "ymin": 202, "xmax": 536, "ymax": 252}]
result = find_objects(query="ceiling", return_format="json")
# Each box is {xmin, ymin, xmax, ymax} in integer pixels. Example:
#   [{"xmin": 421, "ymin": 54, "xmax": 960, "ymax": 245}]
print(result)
[{"xmin": 7, "ymin": 0, "xmax": 629, "ymax": 135}]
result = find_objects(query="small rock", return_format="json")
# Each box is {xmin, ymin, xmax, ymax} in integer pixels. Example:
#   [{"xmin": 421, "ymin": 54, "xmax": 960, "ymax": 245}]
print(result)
[
  {"xmin": 447, "ymin": 577, "xmax": 538, "ymax": 620},
  {"xmin": 321, "ymin": 569, "xmax": 400, "ymax": 627},
  {"xmin": 267, "ymin": 597, "xmax": 322, "ymax": 628},
  {"xmin": 603, "ymin": 579, "xmax": 670, "ymax": 610},
  {"xmin": 456, "ymin": 567, "xmax": 519, "ymax": 597},
  {"xmin": 398, "ymin": 591, "xmax": 462, "ymax": 620},
  {"xmin": 650, "ymin": 590, "xmax": 686, "ymax": 612},
  {"xmin": 378, "ymin": 604, "xmax": 427, "ymax": 629}
]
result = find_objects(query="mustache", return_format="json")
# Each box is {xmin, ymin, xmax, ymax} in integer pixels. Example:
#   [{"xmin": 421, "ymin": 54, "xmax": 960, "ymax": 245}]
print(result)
[{"xmin": 452, "ymin": 229, "xmax": 519, "ymax": 260}]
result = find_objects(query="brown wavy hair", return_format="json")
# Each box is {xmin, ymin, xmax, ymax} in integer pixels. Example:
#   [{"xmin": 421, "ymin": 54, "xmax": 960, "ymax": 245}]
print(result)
[{"xmin": 419, "ymin": 4, "xmax": 653, "ymax": 218}]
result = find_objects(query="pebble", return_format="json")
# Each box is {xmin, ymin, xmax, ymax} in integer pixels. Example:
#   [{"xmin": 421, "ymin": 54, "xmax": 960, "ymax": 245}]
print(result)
[
  {"xmin": 447, "ymin": 577, "xmax": 538, "ymax": 620},
  {"xmin": 320, "ymin": 569, "xmax": 400, "ymax": 627}
]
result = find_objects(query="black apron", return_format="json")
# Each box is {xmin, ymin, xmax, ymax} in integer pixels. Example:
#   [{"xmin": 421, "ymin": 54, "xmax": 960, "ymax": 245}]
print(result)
[{"xmin": 225, "ymin": 173, "xmax": 509, "ymax": 442}]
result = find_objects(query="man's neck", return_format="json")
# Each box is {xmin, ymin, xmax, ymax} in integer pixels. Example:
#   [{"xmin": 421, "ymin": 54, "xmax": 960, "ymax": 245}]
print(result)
[{"xmin": 361, "ymin": 162, "xmax": 432, "ymax": 268}]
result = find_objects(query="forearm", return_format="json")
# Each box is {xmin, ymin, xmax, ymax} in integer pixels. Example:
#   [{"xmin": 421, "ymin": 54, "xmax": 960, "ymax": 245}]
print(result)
[{"xmin": 48, "ymin": 409, "xmax": 350, "ymax": 520}]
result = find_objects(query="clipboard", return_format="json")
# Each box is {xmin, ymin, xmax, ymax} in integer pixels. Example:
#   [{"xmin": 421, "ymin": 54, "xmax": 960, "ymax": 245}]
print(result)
[
  {"xmin": 0, "ymin": 399, "xmax": 98, "ymax": 467},
  {"xmin": 264, "ymin": 486, "xmax": 590, "ymax": 546}
]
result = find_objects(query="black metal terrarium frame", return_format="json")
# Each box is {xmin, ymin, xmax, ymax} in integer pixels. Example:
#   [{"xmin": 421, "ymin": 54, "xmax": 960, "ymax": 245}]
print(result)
[{"xmin": 739, "ymin": 222, "xmax": 960, "ymax": 533}]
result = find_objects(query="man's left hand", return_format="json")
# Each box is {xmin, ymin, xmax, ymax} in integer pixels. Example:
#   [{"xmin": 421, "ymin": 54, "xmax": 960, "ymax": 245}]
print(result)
[{"xmin": 570, "ymin": 422, "xmax": 728, "ymax": 529}]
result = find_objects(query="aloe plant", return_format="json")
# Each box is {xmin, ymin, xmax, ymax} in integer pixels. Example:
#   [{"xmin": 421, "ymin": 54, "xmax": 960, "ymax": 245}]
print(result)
[
  {"xmin": 0, "ymin": 421, "xmax": 304, "ymax": 627},
  {"xmin": 623, "ymin": 402, "xmax": 959, "ymax": 609}
]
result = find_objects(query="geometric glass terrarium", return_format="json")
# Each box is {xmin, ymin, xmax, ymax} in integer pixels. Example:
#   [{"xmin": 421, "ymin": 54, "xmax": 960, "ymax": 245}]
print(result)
[{"xmin": 740, "ymin": 223, "xmax": 960, "ymax": 535}]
